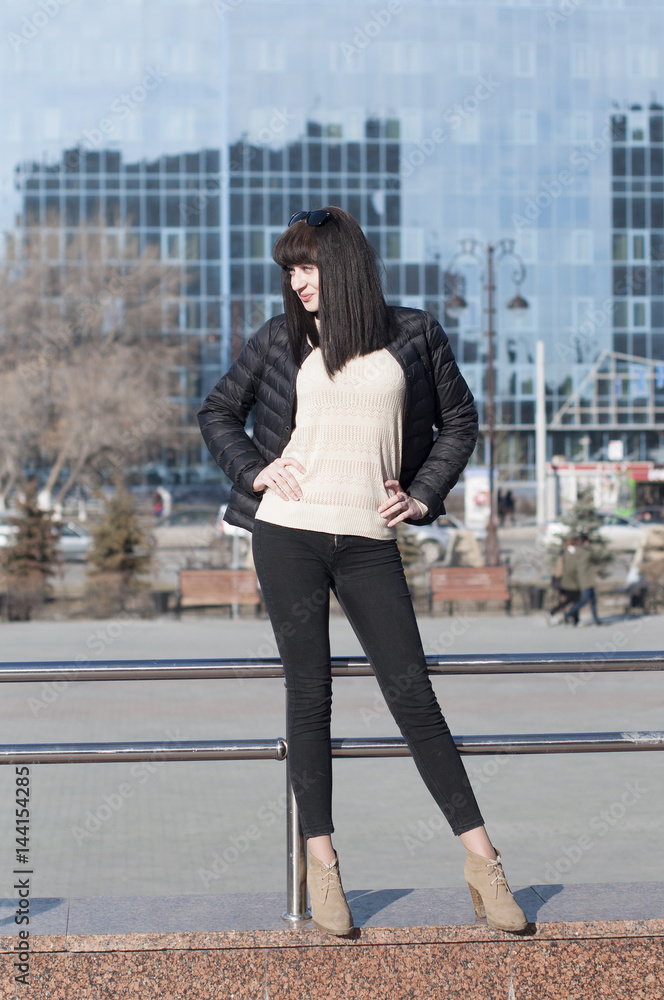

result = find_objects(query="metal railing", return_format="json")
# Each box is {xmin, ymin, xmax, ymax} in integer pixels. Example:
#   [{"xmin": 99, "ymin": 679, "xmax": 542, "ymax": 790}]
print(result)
[{"xmin": 1, "ymin": 651, "xmax": 663, "ymax": 921}]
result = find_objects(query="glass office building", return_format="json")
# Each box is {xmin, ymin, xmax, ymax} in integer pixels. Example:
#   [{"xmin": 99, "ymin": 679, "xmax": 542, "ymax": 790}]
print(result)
[
  {"xmin": 5, "ymin": 0, "xmax": 664, "ymax": 481},
  {"xmin": 611, "ymin": 104, "xmax": 664, "ymax": 362},
  {"xmin": 14, "ymin": 146, "xmax": 224, "ymax": 481},
  {"xmin": 226, "ymin": 118, "xmax": 456, "ymax": 355},
  {"xmin": 15, "ymin": 121, "xmax": 461, "ymax": 482}
]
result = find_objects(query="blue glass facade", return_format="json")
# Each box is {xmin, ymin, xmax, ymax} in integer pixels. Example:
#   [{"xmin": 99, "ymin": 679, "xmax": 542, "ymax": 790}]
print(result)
[
  {"xmin": 5, "ymin": 0, "xmax": 664, "ymax": 480},
  {"xmin": 15, "ymin": 146, "xmax": 225, "ymax": 481}
]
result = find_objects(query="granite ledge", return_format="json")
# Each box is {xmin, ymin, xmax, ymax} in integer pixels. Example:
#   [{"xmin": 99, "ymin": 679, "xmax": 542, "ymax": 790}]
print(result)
[
  {"xmin": 1, "ymin": 918, "xmax": 663, "ymax": 956},
  {"xmin": 0, "ymin": 882, "xmax": 662, "ymax": 955}
]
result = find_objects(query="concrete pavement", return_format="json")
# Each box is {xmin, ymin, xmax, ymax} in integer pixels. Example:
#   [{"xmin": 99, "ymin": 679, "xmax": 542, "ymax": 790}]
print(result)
[{"xmin": 0, "ymin": 611, "xmax": 662, "ymax": 900}]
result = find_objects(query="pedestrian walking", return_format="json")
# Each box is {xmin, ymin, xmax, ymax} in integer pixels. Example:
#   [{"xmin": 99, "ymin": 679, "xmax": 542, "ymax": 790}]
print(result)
[
  {"xmin": 565, "ymin": 534, "xmax": 601, "ymax": 626},
  {"xmin": 547, "ymin": 539, "xmax": 581, "ymax": 625}
]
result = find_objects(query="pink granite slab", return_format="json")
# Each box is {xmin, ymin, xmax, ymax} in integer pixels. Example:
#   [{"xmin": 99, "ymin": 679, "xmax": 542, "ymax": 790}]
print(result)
[{"xmin": 0, "ymin": 884, "xmax": 662, "ymax": 1000}]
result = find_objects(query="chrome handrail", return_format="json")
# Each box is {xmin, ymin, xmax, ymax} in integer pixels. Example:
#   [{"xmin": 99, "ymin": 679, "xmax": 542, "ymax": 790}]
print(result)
[
  {"xmin": 2, "ymin": 732, "xmax": 662, "ymax": 766},
  {"xmin": 1, "ymin": 652, "xmax": 662, "ymax": 922},
  {"xmin": 0, "ymin": 649, "xmax": 662, "ymax": 682}
]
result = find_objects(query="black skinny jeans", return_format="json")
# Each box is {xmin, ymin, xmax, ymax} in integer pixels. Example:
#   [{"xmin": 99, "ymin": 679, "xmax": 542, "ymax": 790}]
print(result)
[{"xmin": 252, "ymin": 520, "xmax": 484, "ymax": 839}]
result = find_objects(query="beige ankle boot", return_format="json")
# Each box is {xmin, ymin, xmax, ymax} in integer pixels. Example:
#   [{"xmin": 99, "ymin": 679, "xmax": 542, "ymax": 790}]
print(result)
[
  {"xmin": 464, "ymin": 847, "xmax": 528, "ymax": 932},
  {"xmin": 307, "ymin": 851, "xmax": 354, "ymax": 936}
]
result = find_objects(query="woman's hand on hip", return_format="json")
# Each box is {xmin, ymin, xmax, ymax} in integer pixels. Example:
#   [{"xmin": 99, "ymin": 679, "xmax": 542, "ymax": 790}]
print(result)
[
  {"xmin": 379, "ymin": 480, "xmax": 425, "ymax": 527},
  {"xmin": 253, "ymin": 457, "xmax": 306, "ymax": 500}
]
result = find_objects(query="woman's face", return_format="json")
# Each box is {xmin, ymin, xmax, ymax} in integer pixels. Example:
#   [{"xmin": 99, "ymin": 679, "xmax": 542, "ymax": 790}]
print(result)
[{"xmin": 289, "ymin": 264, "xmax": 319, "ymax": 313}]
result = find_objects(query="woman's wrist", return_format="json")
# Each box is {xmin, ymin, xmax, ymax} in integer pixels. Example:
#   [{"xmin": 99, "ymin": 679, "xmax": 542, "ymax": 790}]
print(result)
[{"xmin": 411, "ymin": 498, "xmax": 429, "ymax": 519}]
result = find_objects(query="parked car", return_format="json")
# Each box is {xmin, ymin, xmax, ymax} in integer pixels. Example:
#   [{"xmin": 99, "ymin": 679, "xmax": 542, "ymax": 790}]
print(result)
[
  {"xmin": 0, "ymin": 517, "xmax": 92, "ymax": 560},
  {"xmin": 151, "ymin": 507, "xmax": 220, "ymax": 548},
  {"xmin": 538, "ymin": 512, "xmax": 646, "ymax": 550},
  {"xmin": 55, "ymin": 521, "xmax": 93, "ymax": 560},
  {"xmin": 402, "ymin": 513, "xmax": 483, "ymax": 564},
  {"xmin": 0, "ymin": 516, "xmax": 19, "ymax": 548}
]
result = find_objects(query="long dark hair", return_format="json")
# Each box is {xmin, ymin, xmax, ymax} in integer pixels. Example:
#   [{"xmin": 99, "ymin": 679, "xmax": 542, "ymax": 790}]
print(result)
[{"xmin": 272, "ymin": 206, "xmax": 392, "ymax": 375}]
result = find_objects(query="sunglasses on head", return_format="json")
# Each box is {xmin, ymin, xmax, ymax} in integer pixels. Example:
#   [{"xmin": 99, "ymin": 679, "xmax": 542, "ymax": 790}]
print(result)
[{"xmin": 288, "ymin": 209, "xmax": 334, "ymax": 227}]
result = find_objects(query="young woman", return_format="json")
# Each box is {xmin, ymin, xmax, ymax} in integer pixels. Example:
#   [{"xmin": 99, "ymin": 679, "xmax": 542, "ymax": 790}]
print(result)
[{"xmin": 198, "ymin": 207, "xmax": 528, "ymax": 936}]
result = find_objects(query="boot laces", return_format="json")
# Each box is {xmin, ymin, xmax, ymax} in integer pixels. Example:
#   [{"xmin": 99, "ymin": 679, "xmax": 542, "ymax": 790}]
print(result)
[
  {"xmin": 319, "ymin": 860, "xmax": 342, "ymax": 900},
  {"xmin": 486, "ymin": 856, "xmax": 510, "ymax": 894}
]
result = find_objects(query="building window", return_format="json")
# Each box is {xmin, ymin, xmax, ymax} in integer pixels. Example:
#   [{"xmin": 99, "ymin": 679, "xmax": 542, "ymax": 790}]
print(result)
[
  {"xmin": 454, "ymin": 113, "xmax": 479, "ymax": 144},
  {"xmin": 613, "ymin": 301, "xmax": 628, "ymax": 327},
  {"xmin": 517, "ymin": 229, "xmax": 537, "ymax": 263},
  {"xmin": 185, "ymin": 233, "xmax": 200, "ymax": 260},
  {"xmin": 514, "ymin": 110, "xmax": 536, "ymax": 145},
  {"xmin": 392, "ymin": 42, "xmax": 421, "ymax": 74},
  {"xmin": 250, "ymin": 231, "xmax": 264, "ymax": 258},
  {"xmin": 633, "ymin": 301, "xmax": 647, "ymax": 327},
  {"xmin": 386, "ymin": 232, "xmax": 400, "ymax": 259},
  {"xmin": 629, "ymin": 113, "xmax": 647, "ymax": 142},
  {"xmin": 331, "ymin": 41, "xmax": 363, "ymax": 73},
  {"xmin": 613, "ymin": 198, "xmax": 627, "ymax": 229},
  {"xmin": 252, "ymin": 39, "xmax": 286, "ymax": 73},
  {"xmin": 571, "ymin": 112, "xmax": 592, "ymax": 144},
  {"xmin": 44, "ymin": 109, "xmax": 61, "ymax": 140},
  {"xmin": 627, "ymin": 46, "xmax": 657, "ymax": 79},
  {"xmin": 573, "ymin": 298, "xmax": 594, "ymax": 329},
  {"xmin": 571, "ymin": 44, "xmax": 592, "ymax": 79},
  {"xmin": 613, "ymin": 234, "xmax": 628, "ymax": 260},
  {"xmin": 514, "ymin": 43, "xmax": 535, "ymax": 77},
  {"xmin": 106, "ymin": 233, "xmax": 120, "ymax": 260},
  {"xmin": 457, "ymin": 41, "xmax": 478, "ymax": 76},
  {"xmin": 572, "ymin": 231, "xmax": 593, "ymax": 263}
]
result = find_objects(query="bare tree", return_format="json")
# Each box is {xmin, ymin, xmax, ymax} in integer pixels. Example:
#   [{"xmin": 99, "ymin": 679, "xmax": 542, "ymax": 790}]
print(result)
[{"xmin": 0, "ymin": 224, "xmax": 181, "ymax": 508}]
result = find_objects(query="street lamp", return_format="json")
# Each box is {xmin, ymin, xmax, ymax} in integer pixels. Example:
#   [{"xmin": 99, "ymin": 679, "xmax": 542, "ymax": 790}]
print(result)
[{"xmin": 445, "ymin": 238, "xmax": 528, "ymax": 567}]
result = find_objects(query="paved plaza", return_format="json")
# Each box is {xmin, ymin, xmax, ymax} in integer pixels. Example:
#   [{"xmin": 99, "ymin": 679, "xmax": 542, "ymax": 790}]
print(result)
[{"xmin": 0, "ymin": 610, "xmax": 662, "ymax": 900}]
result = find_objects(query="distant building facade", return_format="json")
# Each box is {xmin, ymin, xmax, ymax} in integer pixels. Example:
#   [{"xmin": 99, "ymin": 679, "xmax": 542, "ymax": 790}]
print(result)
[
  {"xmin": 14, "ymin": 146, "xmax": 223, "ymax": 482},
  {"xmin": 7, "ymin": 0, "xmax": 664, "ymax": 482}
]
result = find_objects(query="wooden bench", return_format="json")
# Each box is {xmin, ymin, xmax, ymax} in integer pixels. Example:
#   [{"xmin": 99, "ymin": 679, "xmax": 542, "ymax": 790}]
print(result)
[
  {"xmin": 429, "ymin": 566, "xmax": 511, "ymax": 615},
  {"xmin": 176, "ymin": 570, "xmax": 262, "ymax": 617}
]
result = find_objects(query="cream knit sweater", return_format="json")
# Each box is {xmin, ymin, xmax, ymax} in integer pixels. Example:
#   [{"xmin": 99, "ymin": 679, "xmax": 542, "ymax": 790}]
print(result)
[{"xmin": 255, "ymin": 346, "xmax": 425, "ymax": 539}]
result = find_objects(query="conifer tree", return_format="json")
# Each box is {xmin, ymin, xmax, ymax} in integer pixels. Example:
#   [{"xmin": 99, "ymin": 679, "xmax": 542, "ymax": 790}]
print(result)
[
  {"xmin": 87, "ymin": 484, "xmax": 152, "ymax": 612},
  {"xmin": 1, "ymin": 482, "xmax": 57, "ymax": 619}
]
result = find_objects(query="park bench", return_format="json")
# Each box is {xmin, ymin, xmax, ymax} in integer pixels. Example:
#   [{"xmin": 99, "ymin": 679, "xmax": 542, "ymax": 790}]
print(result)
[
  {"xmin": 176, "ymin": 569, "xmax": 262, "ymax": 617},
  {"xmin": 429, "ymin": 565, "xmax": 511, "ymax": 615}
]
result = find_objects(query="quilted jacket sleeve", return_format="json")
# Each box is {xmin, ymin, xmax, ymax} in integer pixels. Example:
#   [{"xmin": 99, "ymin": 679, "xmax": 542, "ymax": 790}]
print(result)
[
  {"xmin": 406, "ymin": 315, "xmax": 479, "ymax": 519},
  {"xmin": 197, "ymin": 320, "xmax": 272, "ymax": 495}
]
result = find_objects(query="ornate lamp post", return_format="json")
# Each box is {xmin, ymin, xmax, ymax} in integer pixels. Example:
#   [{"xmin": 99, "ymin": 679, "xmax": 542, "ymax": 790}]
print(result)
[{"xmin": 445, "ymin": 238, "xmax": 528, "ymax": 566}]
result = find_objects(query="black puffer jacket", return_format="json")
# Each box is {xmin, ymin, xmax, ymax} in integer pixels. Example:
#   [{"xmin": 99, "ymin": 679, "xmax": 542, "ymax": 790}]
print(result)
[{"xmin": 198, "ymin": 307, "xmax": 478, "ymax": 531}]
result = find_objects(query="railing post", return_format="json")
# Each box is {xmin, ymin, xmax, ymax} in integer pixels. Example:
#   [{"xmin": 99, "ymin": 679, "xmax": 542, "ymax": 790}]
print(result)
[{"xmin": 282, "ymin": 751, "xmax": 310, "ymax": 923}]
